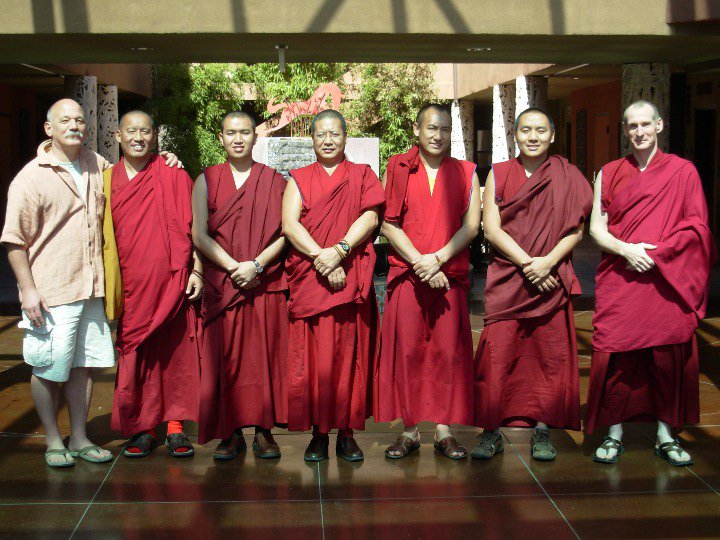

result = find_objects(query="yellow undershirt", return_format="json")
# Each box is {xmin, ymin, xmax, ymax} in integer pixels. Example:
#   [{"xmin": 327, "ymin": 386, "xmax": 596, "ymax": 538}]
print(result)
[{"xmin": 427, "ymin": 173, "xmax": 437, "ymax": 195}]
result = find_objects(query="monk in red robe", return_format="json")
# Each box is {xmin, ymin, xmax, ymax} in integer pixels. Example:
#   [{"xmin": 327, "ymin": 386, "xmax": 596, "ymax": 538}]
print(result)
[
  {"xmin": 587, "ymin": 100, "xmax": 715, "ymax": 466},
  {"xmin": 193, "ymin": 111, "xmax": 288, "ymax": 460},
  {"xmin": 110, "ymin": 111, "xmax": 203, "ymax": 458},
  {"xmin": 375, "ymin": 104, "xmax": 481, "ymax": 460},
  {"xmin": 282, "ymin": 110, "xmax": 385, "ymax": 462},
  {"xmin": 472, "ymin": 108, "xmax": 592, "ymax": 462}
]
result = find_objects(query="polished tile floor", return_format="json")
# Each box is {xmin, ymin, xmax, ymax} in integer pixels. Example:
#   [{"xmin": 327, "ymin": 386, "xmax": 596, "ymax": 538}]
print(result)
[{"xmin": 1, "ymin": 243, "xmax": 719, "ymax": 538}]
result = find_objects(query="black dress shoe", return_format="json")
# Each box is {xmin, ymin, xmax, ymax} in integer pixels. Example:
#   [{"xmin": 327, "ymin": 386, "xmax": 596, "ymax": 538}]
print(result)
[
  {"xmin": 304, "ymin": 434, "xmax": 329, "ymax": 462},
  {"xmin": 336, "ymin": 435, "xmax": 364, "ymax": 462}
]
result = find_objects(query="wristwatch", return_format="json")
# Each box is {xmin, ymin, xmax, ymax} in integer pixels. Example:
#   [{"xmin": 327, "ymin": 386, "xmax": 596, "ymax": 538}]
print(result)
[
  {"xmin": 253, "ymin": 259, "xmax": 264, "ymax": 274},
  {"xmin": 338, "ymin": 240, "xmax": 351, "ymax": 255}
]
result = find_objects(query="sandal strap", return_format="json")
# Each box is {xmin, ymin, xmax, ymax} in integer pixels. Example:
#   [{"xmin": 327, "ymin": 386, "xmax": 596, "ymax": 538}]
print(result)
[
  {"xmin": 600, "ymin": 436, "xmax": 622, "ymax": 449},
  {"xmin": 435, "ymin": 436, "xmax": 467, "ymax": 456},
  {"xmin": 166, "ymin": 433, "xmax": 192, "ymax": 452},
  {"xmin": 127, "ymin": 433, "xmax": 157, "ymax": 453},
  {"xmin": 76, "ymin": 445, "xmax": 103, "ymax": 456},
  {"xmin": 657, "ymin": 440, "xmax": 683, "ymax": 453},
  {"xmin": 388, "ymin": 435, "xmax": 419, "ymax": 453},
  {"xmin": 45, "ymin": 448, "xmax": 71, "ymax": 456}
]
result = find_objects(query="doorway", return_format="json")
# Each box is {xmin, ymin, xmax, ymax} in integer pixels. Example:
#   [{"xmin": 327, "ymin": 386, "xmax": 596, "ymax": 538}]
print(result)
[
  {"xmin": 694, "ymin": 108, "xmax": 718, "ymax": 237},
  {"xmin": 592, "ymin": 112, "xmax": 610, "ymax": 178}
]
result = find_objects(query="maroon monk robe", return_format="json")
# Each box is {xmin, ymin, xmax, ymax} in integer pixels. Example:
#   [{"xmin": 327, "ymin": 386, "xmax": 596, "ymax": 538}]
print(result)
[
  {"xmin": 110, "ymin": 155, "xmax": 201, "ymax": 436},
  {"xmin": 474, "ymin": 156, "xmax": 592, "ymax": 430},
  {"xmin": 585, "ymin": 150, "xmax": 716, "ymax": 433},
  {"xmin": 374, "ymin": 147, "xmax": 476, "ymax": 426},
  {"xmin": 285, "ymin": 159, "xmax": 385, "ymax": 433},
  {"xmin": 198, "ymin": 162, "xmax": 288, "ymax": 444}
]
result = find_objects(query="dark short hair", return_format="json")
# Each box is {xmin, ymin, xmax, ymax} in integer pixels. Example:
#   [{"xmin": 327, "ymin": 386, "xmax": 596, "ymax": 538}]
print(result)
[
  {"xmin": 310, "ymin": 109, "xmax": 347, "ymax": 135},
  {"xmin": 220, "ymin": 110, "xmax": 257, "ymax": 132},
  {"xmin": 415, "ymin": 103, "xmax": 451, "ymax": 126},
  {"xmin": 514, "ymin": 107, "xmax": 555, "ymax": 132},
  {"xmin": 119, "ymin": 109, "xmax": 155, "ymax": 129}
]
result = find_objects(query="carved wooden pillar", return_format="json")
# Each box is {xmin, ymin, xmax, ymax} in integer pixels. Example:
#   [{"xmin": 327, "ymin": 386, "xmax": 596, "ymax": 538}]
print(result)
[
  {"xmin": 97, "ymin": 84, "xmax": 119, "ymax": 163},
  {"xmin": 492, "ymin": 83, "xmax": 515, "ymax": 163},
  {"xmin": 622, "ymin": 63, "xmax": 670, "ymax": 153},
  {"xmin": 64, "ymin": 75, "xmax": 97, "ymax": 152},
  {"xmin": 515, "ymin": 76, "xmax": 548, "ymax": 116},
  {"xmin": 450, "ymin": 99, "xmax": 474, "ymax": 161}
]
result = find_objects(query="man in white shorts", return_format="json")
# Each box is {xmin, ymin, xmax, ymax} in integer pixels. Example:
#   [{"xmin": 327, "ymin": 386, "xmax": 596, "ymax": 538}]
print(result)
[{"xmin": 2, "ymin": 99, "xmax": 117, "ymax": 467}]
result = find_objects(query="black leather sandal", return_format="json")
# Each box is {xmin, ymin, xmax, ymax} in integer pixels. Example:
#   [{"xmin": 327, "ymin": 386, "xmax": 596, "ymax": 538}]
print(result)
[
  {"xmin": 655, "ymin": 439, "xmax": 693, "ymax": 467},
  {"xmin": 122, "ymin": 433, "xmax": 160, "ymax": 458},
  {"xmin": 165, "ymin": 433, "xmax": 195, "ymax": 457},
  {"xmin": 592, "ymin": 436, "xmax": 624, "ymax": 464}
]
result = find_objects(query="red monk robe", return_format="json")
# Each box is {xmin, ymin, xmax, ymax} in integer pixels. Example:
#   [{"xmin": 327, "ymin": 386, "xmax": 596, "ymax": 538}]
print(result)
[
  {"xmin": 474, "ymin": 156, "xmax": 592, "ymax": 430},
  {"xmin": 374, "ymin": 147, "xmax": 476, "ymax": 426},
  {"xmin": 110, "ymin": 155, "xmax": 201, "ymax": 436},
  {"xmin": 285, "ymin": 159, "xmax": 385, "ymax": 433},
  {"xmin": 198, "ymin": 162, "xmax": 288, "ymax": 444},
  {"xmin": 585, "ymin": 149, "xmax": 716, "ymax": 433}
]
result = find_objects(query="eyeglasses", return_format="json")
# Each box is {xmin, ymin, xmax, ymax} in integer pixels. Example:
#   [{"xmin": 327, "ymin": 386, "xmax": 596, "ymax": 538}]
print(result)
[{"xmin": 313, "ymin": 131, "xmax": 344, "ymax": 142}]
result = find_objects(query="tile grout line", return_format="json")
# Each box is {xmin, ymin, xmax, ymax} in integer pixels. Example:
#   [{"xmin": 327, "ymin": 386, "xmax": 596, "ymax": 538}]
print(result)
[
  {"xmin": 502, "ymin": 433, "xmax": 582, "ymax": 540},
  {"xmin": 686, "ymin": 467, "xmax": 720, "ymax": 496},
  {"xmin": 317, "ymin": 462, "xmax": 326, "ymax": 540},
  {"xmin": 68, "ymin": 451, "xmax": 122, "ymax": 539},
  {"xmin": 0, "ymin": 487, "xmax": 716, "ymax": 508},
  {"xmin": 636, "ymin": 427, "xmax": 720, "ymax": 495}
]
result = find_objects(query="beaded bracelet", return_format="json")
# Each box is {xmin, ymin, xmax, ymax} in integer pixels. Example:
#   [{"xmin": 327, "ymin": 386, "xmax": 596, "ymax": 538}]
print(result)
[{"xmin": 333, "ymin": 244, "xmax": 346, "ymax": 259}]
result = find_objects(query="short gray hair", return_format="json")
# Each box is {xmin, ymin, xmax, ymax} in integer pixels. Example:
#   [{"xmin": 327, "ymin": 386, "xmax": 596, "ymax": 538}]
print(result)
[{"xmin": 623, "ymin": 100, "xmax": 660, "ymax": 124}]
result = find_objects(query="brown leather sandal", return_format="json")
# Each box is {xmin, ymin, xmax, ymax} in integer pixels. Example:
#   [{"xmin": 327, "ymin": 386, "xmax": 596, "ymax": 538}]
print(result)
[
  {"xmin": 434, "ymin": 436, "xmax": 468, "ymax": 460},
  {"xmin": 385, "ymin": 435, "xmax": 421, "ymax": 459}
]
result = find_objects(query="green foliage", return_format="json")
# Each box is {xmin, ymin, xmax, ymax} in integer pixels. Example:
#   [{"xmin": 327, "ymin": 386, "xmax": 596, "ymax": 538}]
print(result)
[
  {"xmin": 150, "ymin": 63, "xmax": 245, "ymax": 177},
  {"xmin": 242, "ymin": 63, "xmax": 349, "ymax": 120},
  {"xmin": 149, "ymin": 62, "xmax": 438, "ymax": 178},
  {"xmin": 342, "ymin": 63, "xmax": 439, "ymax": 174}
]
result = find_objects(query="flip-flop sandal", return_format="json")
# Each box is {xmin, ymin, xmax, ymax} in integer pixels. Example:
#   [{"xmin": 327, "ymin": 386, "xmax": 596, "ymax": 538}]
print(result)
[
  {"xmin": 45, "ymin": 448, "xmax": 75, "ymax": 468},
  {"xmin": 123, "ymin": 433, "xmax": 160, "ymax": 458},
  {"xmin": 593, "ymin": 436, "xmax": 624, "ymax": 464},
  {"xmin": 69, "ymin": 445, "xmax": 113, "ymax": 463},
  {"xmin": 385, "ymin": 435, "xmax": 420, "ymax": 460},
  {"xmin": 655, "ymin": 439, "xmax": 694, "ymax": 467},
  {"xmin": 434, "ymin": 436, "xmax": 468, "ymax": 460},
  {"xmin": 166, "ymin": 433, "xmax": 195, "ymax": 457}
]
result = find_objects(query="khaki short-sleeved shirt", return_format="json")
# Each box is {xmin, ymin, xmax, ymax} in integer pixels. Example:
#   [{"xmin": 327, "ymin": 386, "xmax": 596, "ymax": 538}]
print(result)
[{"xmin": 1, "ymin": 141, "xmax": 110, "ymax": 307}]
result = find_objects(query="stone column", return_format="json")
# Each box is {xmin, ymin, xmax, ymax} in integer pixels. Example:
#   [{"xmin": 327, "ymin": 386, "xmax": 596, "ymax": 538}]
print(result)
[
  {"xmin": 515, "ymin": 76, "xmax": 548, "ymax": 118},
  {"xmin": 64, "ymin": 75, "xmax": 98, "ymax": 153},
  {"xmin": 622, "ymin": 63, "xmax": 670, "ymax": 153},
  {"xmin": 97, "ymin": 84, "xmax": 119, "ymax": 163},
  {"xmin": 492, "ymin": 83, "xmax": 516, "ymax": 163},
  {"xmin": 157, "ymin": 125, "xmax": 169, "ymax": 151},
  {"xmin": 450, "ymin": 99, "xmax": 474, "ymax": 161}
]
